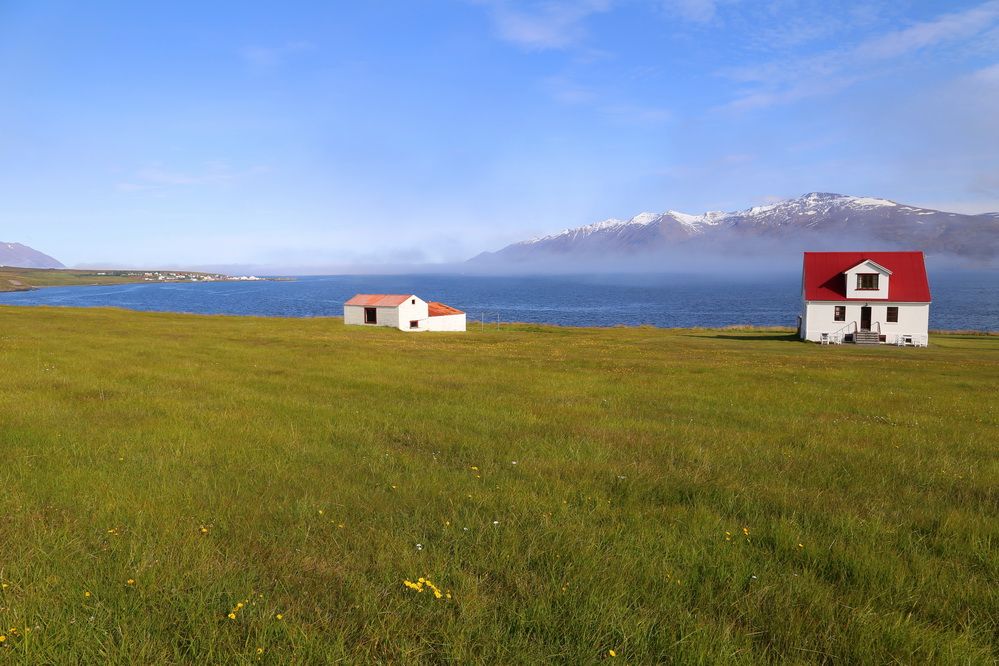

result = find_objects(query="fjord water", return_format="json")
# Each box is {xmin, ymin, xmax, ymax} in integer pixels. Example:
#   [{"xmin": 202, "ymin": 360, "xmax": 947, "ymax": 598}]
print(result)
[{"xmin": 1, "ymin": 272, "xmax": 997, "ymax": 330}]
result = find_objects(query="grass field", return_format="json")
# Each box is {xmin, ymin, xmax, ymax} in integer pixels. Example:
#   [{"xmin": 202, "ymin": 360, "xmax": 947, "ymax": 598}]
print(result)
[{"xmin": 0, "ymin": 306, "xmax": 995, "ymax": 663}]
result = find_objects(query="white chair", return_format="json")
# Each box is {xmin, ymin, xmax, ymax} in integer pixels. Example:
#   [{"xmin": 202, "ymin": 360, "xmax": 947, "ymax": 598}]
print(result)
[{"xmin": 820, "ymin": 333, "xmax": 830, "ymax": 345}]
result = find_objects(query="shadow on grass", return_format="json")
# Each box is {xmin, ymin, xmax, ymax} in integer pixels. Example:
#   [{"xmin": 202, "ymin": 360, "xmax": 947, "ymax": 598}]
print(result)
[{"xmin": 687, "ymin": 333, "xmax": 802, "ymax": 342}]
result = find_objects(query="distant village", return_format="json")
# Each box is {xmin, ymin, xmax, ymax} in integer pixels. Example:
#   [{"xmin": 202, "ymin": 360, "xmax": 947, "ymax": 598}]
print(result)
[{"xmin": 93, "ymin": 270, "xmax": 263, "ymax": 283}]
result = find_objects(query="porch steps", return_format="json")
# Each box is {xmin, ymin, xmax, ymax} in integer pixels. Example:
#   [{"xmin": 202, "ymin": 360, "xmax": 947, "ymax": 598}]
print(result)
[{"xmin": 853, "ymin": 331, "xmax": 881, "ymax": 345}]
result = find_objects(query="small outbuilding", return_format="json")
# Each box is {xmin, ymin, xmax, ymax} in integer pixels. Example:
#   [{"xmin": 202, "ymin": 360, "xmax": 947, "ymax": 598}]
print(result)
[
  {"xmin": 799, "ymin": 251, "xmax": 931, "ymax": 345},
  {"xmin": 343, "ymin": 294, "xmax": 466, "ymax": 332}
]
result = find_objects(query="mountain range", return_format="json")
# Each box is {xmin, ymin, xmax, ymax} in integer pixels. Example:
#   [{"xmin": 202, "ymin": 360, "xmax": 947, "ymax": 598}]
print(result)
[
  {"xmin": 469, "ymin": 193, "xmax": 999, "ymax": 270},
  {"xmin": 0, "ymin": 242, "xmax": 64, "ymax": 269}
]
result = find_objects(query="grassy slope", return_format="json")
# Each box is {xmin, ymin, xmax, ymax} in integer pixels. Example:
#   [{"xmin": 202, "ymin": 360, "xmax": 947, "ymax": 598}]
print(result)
[
  {"xmin": 0, "ymin": 306, "xmax": 995, "ymax": 663},
  {"xmin": 0, "ymin": 268, "xmax": 149, "ymax": 292}
]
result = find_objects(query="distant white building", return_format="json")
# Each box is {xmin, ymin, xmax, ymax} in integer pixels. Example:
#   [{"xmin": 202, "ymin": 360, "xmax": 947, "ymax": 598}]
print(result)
[
  {"xmin": 799, "ymin": 251, "xmax": 931, "ymax": 345},
  {"xmin": 343, "ymin": 294, "xmax": 466, "ymax": 332}
]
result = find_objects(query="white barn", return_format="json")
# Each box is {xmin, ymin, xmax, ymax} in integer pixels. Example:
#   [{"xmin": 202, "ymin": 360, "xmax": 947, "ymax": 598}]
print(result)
[
  {"xmin": 799, "ymin": 251, "xmax": 931, "ymax": 345},
  {"xmin": 343, "ymin": 294, "xmax": 466, "ymax": 332}
]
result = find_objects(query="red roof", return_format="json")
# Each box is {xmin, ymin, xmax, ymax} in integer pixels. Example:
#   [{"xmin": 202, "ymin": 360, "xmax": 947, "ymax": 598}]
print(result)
[
  {"xmin": 428, "ymin": 301, "xmax": 463, "ymax": 316},
  {"xmin": 344, "ymin": 294, "xmax": 413, "ymax": 307},
  {"xmin": 802, "ymin": 252, "xmax": 931, "ymax": 302}
]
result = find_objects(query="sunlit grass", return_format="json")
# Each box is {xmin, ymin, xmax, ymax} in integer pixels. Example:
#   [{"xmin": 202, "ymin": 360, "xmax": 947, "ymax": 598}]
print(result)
[{"xmin": 0, "ymin": 306, "xmax": 995, "ymax": 662}]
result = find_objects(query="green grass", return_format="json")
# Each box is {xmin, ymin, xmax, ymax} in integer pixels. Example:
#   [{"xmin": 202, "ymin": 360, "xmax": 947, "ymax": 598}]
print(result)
[{"xmin": 0, "ymin": 306, "xmax": 996, "ymax": 663}]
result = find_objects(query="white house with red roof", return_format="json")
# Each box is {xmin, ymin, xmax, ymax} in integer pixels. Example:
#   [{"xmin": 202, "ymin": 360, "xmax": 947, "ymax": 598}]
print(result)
[
  {"xmin": 800, "ymin": 252, "xmax": 931, "ymax": 345},
  {"xmin": 343, "ymin": 294, "xmax": 466, "ymax": 332}
]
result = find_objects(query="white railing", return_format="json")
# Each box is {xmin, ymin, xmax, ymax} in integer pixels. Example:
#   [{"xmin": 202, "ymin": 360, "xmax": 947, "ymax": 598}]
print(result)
[{"xmin": 824, "ymin": 320, "xmax": 857, "ymax": 344}]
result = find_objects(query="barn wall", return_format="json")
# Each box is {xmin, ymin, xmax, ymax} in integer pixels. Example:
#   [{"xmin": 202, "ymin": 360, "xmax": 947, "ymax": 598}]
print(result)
[
  {"xmin": 395, "ymin": 297, "xmax": 429, "ymax": 331},
  {"xmin": 425, "ymin": 313, "xmax": 466, "ymax": 331},
  {"xmin": 343, "ymin": 305, "xmax": 367, "ymax": 325}
]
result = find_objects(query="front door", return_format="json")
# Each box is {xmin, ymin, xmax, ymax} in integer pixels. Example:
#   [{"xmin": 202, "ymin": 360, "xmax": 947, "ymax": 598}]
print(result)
[{"xmin": 860, "ymin": 306, "xmax": 872, "ymax": 331}]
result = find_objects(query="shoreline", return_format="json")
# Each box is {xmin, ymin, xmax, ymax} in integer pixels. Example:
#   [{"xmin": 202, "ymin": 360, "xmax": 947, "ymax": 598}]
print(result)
[{"xmin": 0, "ymin": 303, "xmax": 995, "ymax": 334}]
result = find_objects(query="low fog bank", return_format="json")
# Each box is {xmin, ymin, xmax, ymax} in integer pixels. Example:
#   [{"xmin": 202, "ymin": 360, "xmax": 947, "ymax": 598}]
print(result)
[
  {"xmin": 71, "ymin": 234, "xmax": 997, "ymax": 278},
  {"xmin": 464, "ymin": 233, "xmax": 999, "ymax": 277}
]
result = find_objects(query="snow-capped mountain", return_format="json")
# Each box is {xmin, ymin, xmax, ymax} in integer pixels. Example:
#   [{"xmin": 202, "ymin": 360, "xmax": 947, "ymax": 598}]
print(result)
[
  {"xmin": 469, "ymin": 193, "xmax": 999, "ymax": 268},
  {"xmin": 0, "ymin": 242, "xmax": 64, "ymax": 269}
]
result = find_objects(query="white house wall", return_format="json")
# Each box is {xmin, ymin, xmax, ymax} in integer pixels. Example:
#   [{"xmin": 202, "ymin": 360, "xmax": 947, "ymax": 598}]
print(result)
[{"xmin": 802, "ymin": 302, "xmax": 929, "ymax": 343}]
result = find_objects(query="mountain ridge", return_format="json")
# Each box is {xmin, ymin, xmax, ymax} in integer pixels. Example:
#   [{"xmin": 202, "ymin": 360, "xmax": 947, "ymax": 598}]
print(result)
[
  {"xmin": 470, "ymin": 193, "xmax": 999, "ymax": 269},
  {"xmin": 0, "ymin": 242, "xmax": 64, "ymax": 269}
]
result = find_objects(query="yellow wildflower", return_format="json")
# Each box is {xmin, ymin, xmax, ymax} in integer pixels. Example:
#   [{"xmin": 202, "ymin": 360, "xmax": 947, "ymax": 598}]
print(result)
[
  {"xmin": 609, "ymin": 649, "xmax": 617, "ymax": 657},
  {"xmin": 126, "ymin": 579, "xmax": 135, "ymax": 586},
  {"xmin": 84, "ymin": 591, "xmax": 92, "ymax": 598},
  {"xmin": 228, "ymin": 613, "xmax": 237, "ymax": 620},
  {"xmin": 275, "ymin": 614, "xmax": 283, "ymax": 620},
  {"xmin": 256, "ymin": 647, "xmax": 264, "ymax": 654},
  {"xmin": 0, "ymin": 635, "xmax": 6, "ymax": 643}
]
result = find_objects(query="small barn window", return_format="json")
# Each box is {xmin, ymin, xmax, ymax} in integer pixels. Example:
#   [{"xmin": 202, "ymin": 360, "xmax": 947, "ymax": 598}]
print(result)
[
  {"xmin": 886, "ymin": 306, "xmax": 898, "ymax": 323},
  {"xmin": 411, "ymin": 299, "xmax": 416, "ymax": 305},
  {"xmin": 364, "ymin": 307, "xmax": 377, "ymax": 324},
  {"xmin": 856, "ymin": 273, "xmax": 879, "ymax": 290},
  {"xmin": 410, "ymin": 320, "xmax": 419, "ymax": 329},
  {"xmin": 833, "ymin": 306, "xmax": 845, "ymax": 322}
]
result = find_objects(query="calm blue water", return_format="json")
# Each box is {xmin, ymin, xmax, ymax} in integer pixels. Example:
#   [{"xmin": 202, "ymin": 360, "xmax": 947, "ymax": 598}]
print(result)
[{"xmin": 0, "ymin": 273, "xmax": 997, "ymax": 330}]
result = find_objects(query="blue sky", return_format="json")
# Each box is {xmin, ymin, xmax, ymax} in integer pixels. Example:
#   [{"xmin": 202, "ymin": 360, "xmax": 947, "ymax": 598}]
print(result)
[{"xmin": 2, "ymin": 1, "xmax": 998, "ymax": 269}]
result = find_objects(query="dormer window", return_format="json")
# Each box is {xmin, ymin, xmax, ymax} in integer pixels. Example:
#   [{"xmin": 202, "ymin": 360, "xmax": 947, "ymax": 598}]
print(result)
[{"xmin": 856, "ymin": 273, "xmax": 879, "ymax": 290}]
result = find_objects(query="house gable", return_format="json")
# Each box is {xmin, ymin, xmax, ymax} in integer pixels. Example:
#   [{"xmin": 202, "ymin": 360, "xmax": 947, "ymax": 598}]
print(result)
[{"xmin": 844, "ymin": 259, "xmax": 891, "ymax": 299}]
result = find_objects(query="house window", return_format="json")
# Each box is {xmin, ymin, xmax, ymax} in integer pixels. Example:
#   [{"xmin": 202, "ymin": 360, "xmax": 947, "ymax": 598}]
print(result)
[
  {"xmin": 411, "ymin": 299, "xmax": 416, "ymax": 305},
  {"xmin": 364, "ymin": 307, "xmax": 377, "ymax": 324},
  {"xmin": 886, "ymin": 306, "xmax": 898, "ymax": 323},
  {"xmin": 410, "ymin": 320, "xmax": 419, "ymax": 329},
  {"xmin": 856, "ymin": 273, "xmax": 879, "ymax": 290},
  {"xmin": 833, "ymin": 306, "xmax": 845, "ymax": 322}
]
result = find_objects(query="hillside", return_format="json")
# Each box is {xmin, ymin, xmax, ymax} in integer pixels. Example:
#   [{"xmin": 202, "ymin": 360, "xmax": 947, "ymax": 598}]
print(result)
[
  {"xmin": 0, "ymin": 242, "xmax": 63, "ymax": 268},
  {"xmin": 471, "ymin": 193, "xmax": 999, "ymax": 270},
  {"xmin": 0, "ymin": 307, "xmax": 995, "ymax": 662}
]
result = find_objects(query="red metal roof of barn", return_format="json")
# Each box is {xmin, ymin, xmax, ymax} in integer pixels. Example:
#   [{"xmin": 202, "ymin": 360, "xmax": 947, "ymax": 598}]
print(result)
[
  {"xmin": 344, "ymin": 294, "xmax": 413, "ymax": 307},
  {"xmin": 802, "ymin": 252, "xmax": 931, "ymax": 302},
  {"xmin": 427, "ymin": 301, "xmax": 464, "ymax": 316}
]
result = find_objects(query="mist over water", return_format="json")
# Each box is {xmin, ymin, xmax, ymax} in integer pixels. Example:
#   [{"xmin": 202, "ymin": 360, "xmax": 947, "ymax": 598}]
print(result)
[{"xmin": 0, "ymin": 272, "xmax": 996, "ymax": 331}]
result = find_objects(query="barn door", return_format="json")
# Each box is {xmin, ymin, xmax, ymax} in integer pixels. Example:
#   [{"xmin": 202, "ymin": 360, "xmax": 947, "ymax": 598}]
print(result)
[{"xmin": 860, "ymin": 306, "xmax": 872, "ymax": 331}]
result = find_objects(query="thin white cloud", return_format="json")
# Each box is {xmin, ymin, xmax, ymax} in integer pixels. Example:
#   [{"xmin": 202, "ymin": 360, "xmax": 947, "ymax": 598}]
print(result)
[
  {"xmin": 473, "ymin": 0, "xmax": 612, "ymax": 50},
  {"xmin": 662, "ymin": 0, "xmax": 718, "ymax": 24},
  {"xmin": 239, "ymin": 40, "xmax": 315, "ymax": 71},
  {"xmin": 722, "ymin": 1, "xmax": 999, "ymax": 110},
  {"xmin": 542, "ymin": 76, "xmax": 671, "ymax": 124},
  {"xmin": 116, "ymin": 163, "xmax": 268, "ymax": 192}
]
